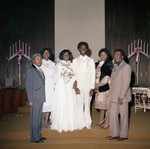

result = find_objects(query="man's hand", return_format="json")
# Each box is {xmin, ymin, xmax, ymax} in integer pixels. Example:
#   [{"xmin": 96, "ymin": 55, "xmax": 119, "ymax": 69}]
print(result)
[
  {"xmin": 75, "ymin": 88, "xmax": 80, "ymax": 94},
  {"xmin": 89, "ymin": 89, "xmax": 94, "ymax": 97},
  {"xmin": 29, "ymin": 102, "xmax": 34, "ymax": 107},
  {"xmin": 73, "ymin": 81, "xmax": 77, "ymax": 89},
  {"xmin": 118, "ymin": 97, "xmax": 123, "ymax": 105}
]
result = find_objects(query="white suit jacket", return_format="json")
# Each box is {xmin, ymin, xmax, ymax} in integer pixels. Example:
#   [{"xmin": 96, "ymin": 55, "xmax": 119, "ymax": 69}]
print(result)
[{"xmin": 72, "ymin": 55, "xmax": 95, "ymax": 90}]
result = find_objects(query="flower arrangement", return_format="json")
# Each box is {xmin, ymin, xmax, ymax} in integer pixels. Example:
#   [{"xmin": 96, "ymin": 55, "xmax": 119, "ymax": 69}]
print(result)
[{"xmin": 60, "ymin": 67, "xmax": 74, "ymax": 83}]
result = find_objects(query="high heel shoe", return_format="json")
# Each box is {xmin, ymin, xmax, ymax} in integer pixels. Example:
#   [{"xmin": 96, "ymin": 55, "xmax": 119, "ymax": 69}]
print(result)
[
  {"xmin": 101, "ymin": 124, "xmax": 109, "ymax": 129},
  {"xmin": 95, "ymin": 120, "xmax": 105, "ymax": 127}
]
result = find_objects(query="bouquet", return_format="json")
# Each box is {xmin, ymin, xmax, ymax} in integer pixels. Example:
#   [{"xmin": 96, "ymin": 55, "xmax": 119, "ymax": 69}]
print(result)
[{"xmin": 60, "ymin": 67, "xmax": 74, "ymax": 83}]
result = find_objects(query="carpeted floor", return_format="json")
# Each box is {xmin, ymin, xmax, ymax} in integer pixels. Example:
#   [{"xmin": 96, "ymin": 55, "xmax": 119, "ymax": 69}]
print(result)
[{"xmin": 0, "ymin": 104, "xmax": 150, "ymax": 149}]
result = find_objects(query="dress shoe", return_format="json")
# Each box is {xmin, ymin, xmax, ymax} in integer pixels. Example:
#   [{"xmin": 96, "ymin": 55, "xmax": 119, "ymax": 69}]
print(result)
[
  {"xmin": 34, "ymin": 140, "xmax": 44, "ymax": 143},
  {"xmin": 42, "ymin": 127, "xmax": 48, "ymax": 130},
  {"xmin": 115, "ymin": 137, "xmax": 127, "ymax": 141},
  {"xmin": 106, "ymin": 136, "xmax": 119, "ymax": 140},
  {"xmin": 40, "ymin": 137, "xmax": 46, "ymax": 140}
]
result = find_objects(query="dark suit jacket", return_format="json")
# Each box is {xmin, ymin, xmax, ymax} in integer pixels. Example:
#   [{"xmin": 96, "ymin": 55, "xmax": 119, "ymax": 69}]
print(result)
[{"xmin": 25, "ymin": 64, "xmax": 45, "ymax": 103}]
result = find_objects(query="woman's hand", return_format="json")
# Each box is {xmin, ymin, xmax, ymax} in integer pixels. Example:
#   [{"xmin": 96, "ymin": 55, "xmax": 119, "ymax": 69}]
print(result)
[
  {"xmin": 98, "ymin": 82, "xmax": 102, "ymax": 87},
  {"xmin": 95, "ymin": 84, "xmax": 99, "ymax": 90},
  {"xmin": 95, "ymin": 82, "xmax": 102, "ymax": 90}
]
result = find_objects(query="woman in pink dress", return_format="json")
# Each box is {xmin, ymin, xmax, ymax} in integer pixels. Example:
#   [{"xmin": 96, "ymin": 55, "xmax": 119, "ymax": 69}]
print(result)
[{"xmin": 95, "ymin": 48, "xmax": 113, "ymax": 129}]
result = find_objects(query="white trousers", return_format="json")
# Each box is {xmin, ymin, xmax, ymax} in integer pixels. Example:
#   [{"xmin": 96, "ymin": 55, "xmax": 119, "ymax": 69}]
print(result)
[{"xmin": 76, "ymin": 88, "xmax": 92, "ymax": 130}]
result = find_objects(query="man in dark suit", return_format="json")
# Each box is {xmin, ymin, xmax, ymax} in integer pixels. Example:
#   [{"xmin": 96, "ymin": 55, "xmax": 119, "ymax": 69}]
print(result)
[{"xmin": 26, "ymin": 53, "xmax": 46, "ymax": 143}]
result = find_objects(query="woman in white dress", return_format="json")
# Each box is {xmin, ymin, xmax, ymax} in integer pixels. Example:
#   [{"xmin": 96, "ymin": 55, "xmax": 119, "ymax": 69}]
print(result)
[
  {"xmin": 51, "ymin": 49, "xmax": 78, "ymax": 133},
  {"xmin": 40, "ymin": 48, "xmax": 55, "ymax": 130}
]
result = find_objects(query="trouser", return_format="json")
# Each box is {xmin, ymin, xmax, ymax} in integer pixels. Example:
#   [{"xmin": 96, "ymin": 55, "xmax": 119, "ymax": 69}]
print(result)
[
  {"xmin": 110, "ymin": 102, "xmax": 129, "ymax": 138},
  {"xmin": 30, "ymin": 103, "xmax": 43, "ymax": 142},
  {"xmin": 76, "ymin": 88, "xmax": 92, "ymax": 129}
]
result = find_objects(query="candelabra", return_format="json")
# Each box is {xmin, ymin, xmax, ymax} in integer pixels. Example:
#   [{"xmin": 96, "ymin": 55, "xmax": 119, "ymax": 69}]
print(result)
[
  {"xmin": 128, "ymin": 39, "xmax": 150, "ymax": 84},
  {"xmin": 6, "ymin": 40, "xmax": 31, "ymax": 85}
]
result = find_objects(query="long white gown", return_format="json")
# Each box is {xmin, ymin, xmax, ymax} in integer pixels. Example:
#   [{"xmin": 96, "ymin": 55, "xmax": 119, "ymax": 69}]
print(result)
[
  {"xmin": 40, "ymin": 59, "xmax": 55, "ymax": 112},
  {"xmin": 51, "ymin": 60, "xmax": 78, "ymax": 133}
]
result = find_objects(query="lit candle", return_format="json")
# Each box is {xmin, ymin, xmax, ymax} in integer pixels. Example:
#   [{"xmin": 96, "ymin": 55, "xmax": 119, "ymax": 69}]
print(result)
[
  {"xmin": 128, "ymin": 45, "xmax": 130, "ymax": 55},
  {"xmin": 131, "ymin": 42, "xmax": 133, "ymax": 52},
  {"xmin": 15, "ymin": 42, "xmax": 17, "ymax": 53},
  {"xmin": 147, "ymin": 43, "xmax": 148, "ymax": 55},
  {"xmin": 134, "ymin": 40, "xmax": 135, "ymax": 51},
  {"xmin": 10, "ymin": 46, "xmax": 11, "ymax": 57},
  {"xmin": 19, "ymin": 40, "xmax": 21, "ymax": 49},
  {"xmin": 137, "ymin": 38, "xmax": 139, "ymax": 47},
  {"xmin": 144, "ymin": 42, "xmax": 145, "ymax": 53},
  {"xmin": 22, "ymin": 42, "xmax": 24, "ymax": 53},
  {"xmin": 13, "ymin": 44, "xmax": 14, "ymax": 54},
  {"xmin": 25, "ymin": 43, "xmax": 27, "ymax": 55},
  {"xmin": 28, "ymin": 46, "xmax": 30, "ymax": 57}
]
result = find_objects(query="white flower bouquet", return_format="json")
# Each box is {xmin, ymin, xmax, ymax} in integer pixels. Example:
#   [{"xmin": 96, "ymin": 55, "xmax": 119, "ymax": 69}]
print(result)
[{"xmin": 60, "ymin": 67, "xmax": 74, "ymax": 83}]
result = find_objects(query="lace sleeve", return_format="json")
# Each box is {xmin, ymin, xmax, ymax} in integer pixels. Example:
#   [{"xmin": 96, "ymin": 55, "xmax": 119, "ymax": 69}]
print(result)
[{"xmin": 100, "ymin": 76, "xmax": 111, "ymax": 86}]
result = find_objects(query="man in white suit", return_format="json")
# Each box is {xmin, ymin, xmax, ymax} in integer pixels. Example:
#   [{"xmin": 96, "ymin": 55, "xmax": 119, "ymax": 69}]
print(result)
[
  {"xmin": 106, "ymin": 49, "xmax": 131, "ymax": 141},
  {"xmin": 73, "ymin": 42, "xmax": 95, "ymax": 130}
]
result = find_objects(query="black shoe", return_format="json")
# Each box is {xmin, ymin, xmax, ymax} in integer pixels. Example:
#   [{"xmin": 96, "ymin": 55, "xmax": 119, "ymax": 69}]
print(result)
[
  {"xmin": 40, "ymin": 137, "xmax": 46, "ymax": 140},
  {"xmin": 34, "ymin": 140, "xmax": 44, "ymax": 143}
]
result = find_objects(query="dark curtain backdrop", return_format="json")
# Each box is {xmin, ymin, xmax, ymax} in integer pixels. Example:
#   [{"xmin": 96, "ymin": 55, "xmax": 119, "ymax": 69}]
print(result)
[
  {"xmin": 0, "ymin": 0, "xmax": 54, "ymax": 86},
  {"xmin": 105, "ymin": 0, "xmax": 150, "ymax": 84}
]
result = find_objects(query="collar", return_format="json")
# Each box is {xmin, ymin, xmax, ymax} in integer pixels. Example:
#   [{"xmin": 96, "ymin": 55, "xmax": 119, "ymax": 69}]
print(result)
[
  {"xmin": 42, "ymin": 59, "xmax": 49, "ymax": 62},
  {"xmin": 60, "ymin": 60, "xmax": 71, "ymax": 67},
  {"xmin": 80, "ymin": 55, "xmax": 88, "ymax": 60},
  {"xmin": 33, "ymin": 64, "xmax": 40, "ymax": 70},
  {"xmin": 61, "ymin": 60, "xmax": 71, "ymax": 64}
]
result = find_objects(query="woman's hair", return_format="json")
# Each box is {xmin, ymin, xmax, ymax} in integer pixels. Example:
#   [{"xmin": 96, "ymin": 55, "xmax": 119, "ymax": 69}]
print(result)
[
  {"xmin": 40, "ymin": 48, "xmax": 54, "ymax": 61},
  {"xmin": 59, "ymin": 49, "xmax": 73, "ymax": 61},
  {"xmin": 98, "ymin": 48, "xmax": 113, "ymax": 63},
  {"xmin": 77, "ymin": 42, "xmax": 89, "ymax": 50}
]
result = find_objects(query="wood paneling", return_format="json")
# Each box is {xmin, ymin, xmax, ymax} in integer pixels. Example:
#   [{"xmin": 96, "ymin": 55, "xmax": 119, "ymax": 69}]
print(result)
[
  {"xmin": 0, "ymin": 0, "xmax": 54, "ymax": 86},
  {"xmin": 105, "ymin": 0, "xmax": 150, "ymax": 84}
]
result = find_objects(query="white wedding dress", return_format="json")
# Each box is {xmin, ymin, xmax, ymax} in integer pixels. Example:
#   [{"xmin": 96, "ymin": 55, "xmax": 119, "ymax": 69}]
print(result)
[
  {"xmin": 40, "ymin": 59, "xmax": 55, "ymax": 112},
  {"xmin": 51, "ymin": 60, "xmax": 78, "ymax": 133}
]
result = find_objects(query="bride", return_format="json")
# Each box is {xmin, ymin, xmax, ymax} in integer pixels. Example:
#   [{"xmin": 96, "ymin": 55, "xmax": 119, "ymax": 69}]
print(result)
[{"xmin": 51, "ymin": 49, "xmax": 78, "ymax": 133}]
